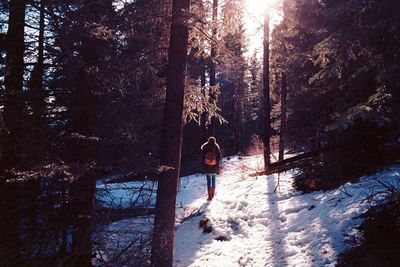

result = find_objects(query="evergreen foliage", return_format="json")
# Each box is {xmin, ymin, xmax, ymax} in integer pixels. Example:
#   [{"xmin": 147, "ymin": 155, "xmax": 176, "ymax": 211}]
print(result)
[
  {"xmin": 272, "ymin": 0, "xmax": 400, "ymax": 145},
  {"xmin": 270, "ymin": 0, "xmax": 400, "ymax": 190},
  {"xmin": 1, "ymin": 0, "xmax": 399, "ymax": 265}
]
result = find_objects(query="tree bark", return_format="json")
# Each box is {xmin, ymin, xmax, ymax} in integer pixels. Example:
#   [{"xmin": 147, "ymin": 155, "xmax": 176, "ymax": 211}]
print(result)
[
  {"xmin": 262, "ymin": 15, "xmax": 271, "ymax": 169},
  {"xmin": 200, "ymin": 55, "xmax": 208, "ymax": 141},
  {"xmin": 27, "ymin": 1, "xmax": 46, "ymax": 238},
  {"xmin": 279, "ymin": 73, "xmax": 287, "ymax": 161},
  {"xmin": 30, "ymin": 0, "xmax": 46, "ymax": 126},
  {"xmin": 0, "ymin": 179, "xmax": 21, "ymax": 266},
  {"xmin": 2, "ymin": 0, "xmax": 26, "ymax": 167},
  {"xmin": 4, "ymin": 0, "xmax": 25, "ymax": 96},
  {"xmin": 71, "ymin": 172, "xmax": 96, "ymax": 266},
  {"xmin": 0, "ymin": 1, "xmax": 26, "ymax": 264},
  {"xmin": 208, "ymin": 0, "xmax": 218, "ymax": 137},
  {"xmin": 234, "ymin": 60, "xmax": 245, "ymax": 154},
  {"xmin": 150, "ymin": 0, "xmax": 190, "ymax": 266}
]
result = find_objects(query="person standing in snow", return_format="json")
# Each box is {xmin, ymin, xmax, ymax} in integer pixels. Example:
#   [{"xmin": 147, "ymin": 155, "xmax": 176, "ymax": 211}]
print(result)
[{"xmin": 201, "ymin": 136, "xmax": 221, "ymax": 201}]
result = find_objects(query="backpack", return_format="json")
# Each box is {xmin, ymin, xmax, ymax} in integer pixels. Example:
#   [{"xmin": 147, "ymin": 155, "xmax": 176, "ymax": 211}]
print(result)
[{"xmin": 204, "ymin": 150, "xmax": 217, "ymax": 166}]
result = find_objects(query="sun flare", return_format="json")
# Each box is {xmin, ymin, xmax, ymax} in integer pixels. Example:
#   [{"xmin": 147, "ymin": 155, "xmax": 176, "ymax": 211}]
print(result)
[
  {"xmin": 246, "ymin": 0, "xmax": 268, "ymax": 15},
  {"xmin": 244, "ymin": 0, "xmax": 283, "ymax": 55}
]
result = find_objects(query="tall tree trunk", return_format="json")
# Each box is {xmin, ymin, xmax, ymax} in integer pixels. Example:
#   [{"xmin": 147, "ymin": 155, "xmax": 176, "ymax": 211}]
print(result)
[
  {"xmin": 200, "ymin": 56, "xmax": 208, "ymax": 141},
  {"xmin": 208, "ymin": 0, "xmax": 218, "ymax": 137},
  {"xmin": 234, "ymin": 87, "xmax": 243, "ymax": 154},
  {"xmin": 27, "ymin": 0, "xmax": 46, "ymax": 238},
  {"xmin": 262, "ymin": 15, "xmax": 271, "ymax": 169},
  {"xmin": 30, "ymin": 0, "xmax": 46, "ymax": 126},
  {"xmin": 151, "ymin": 0, "xmax": 190, "ymax": 266},
  {"xmin": 2, "ymin": 0, "xmax": 26, "ymax": 166},
  {"xmin": 279, "ymin": 73, "xmax": 287, "ymax": 161},
  {"xmin": 4, "ymin": 0, "xmax": 25, "ymax": 96},
  {"xmin": 0, "ymin": 1, "xmax": 26, "ymax": 264},
  {"xmin": 234, "ymin": 63, "xmax": 245, "ymax": 154},
  {"xmin": 198, "ymin": 0, "xmax": 208, "ymax": 141}
]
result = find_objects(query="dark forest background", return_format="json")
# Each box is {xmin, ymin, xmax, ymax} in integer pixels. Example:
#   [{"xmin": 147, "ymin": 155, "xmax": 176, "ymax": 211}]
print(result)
[{"xmin": 0, "ymin": 0, "xmax": 399, "ymax": 266}]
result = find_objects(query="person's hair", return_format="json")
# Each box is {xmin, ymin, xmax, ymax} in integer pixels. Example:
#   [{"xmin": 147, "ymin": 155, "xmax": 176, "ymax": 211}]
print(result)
[
  {"xmin": 208, "ymin": 136, "xmax": 216, "ymax": 144},
  {"xmin": 201, "ymin": 136, "xmax": 219, "ymax": 150}
]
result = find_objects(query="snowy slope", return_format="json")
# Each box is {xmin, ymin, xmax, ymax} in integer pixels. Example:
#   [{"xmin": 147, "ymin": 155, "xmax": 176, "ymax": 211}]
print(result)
[
  {"xmin": 94, "ymin": 155, "xmax": 400, "ymax": 266},
  {"xmin": 173, "ymin": 155, "xmax": 400, "ymax": 267}
]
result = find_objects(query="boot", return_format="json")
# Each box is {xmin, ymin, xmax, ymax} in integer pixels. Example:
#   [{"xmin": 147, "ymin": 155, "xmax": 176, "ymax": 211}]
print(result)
[
  {"xmin": 211, "ymin": 188, "xmax": 215, "ymax": 199},
  {"xmin": 207, "ymin": 189, "xmax": 212, "ymax": 201}
]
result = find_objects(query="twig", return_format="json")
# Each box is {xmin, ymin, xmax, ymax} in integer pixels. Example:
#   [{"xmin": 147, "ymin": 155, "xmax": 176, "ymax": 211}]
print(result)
[
  {"xmin": 337, "ymin": 184, "xmax": 352, "ymax": 197},
  {"xmin": 274, "ymin": 173, "xmax": 281, "ymax": 193},
  {"xmin": 361, "ymin": 191, "xmax": 385, "ymax": 204},
  {"xmin": 178, "ymin": 205, "xmax": 206, "ymax": 224}
]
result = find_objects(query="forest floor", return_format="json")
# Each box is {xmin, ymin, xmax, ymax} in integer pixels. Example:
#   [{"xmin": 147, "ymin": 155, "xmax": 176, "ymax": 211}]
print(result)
[{"xmin": 95, "ymin": 155, "xmax": 400, "ymax": 266}]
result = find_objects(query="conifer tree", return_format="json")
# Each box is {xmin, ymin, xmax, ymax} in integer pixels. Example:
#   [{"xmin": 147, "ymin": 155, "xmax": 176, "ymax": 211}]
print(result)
[
  {"xmin": 262, "ymin": 14, "xmax": 271, "ymax": 169},
  {"xmin": 208, "ymin": 0, "xmax": 219, "ymax": 137},
  {"xmin": 151, "ymin": 0, "xmax": 190, "ymax": 265},
  {"xmin": 220, "ymin": 0, "xmax": 247, "ymax": 153},
  {"xmin": 1, "ymin": 1, "xmax": 26, "ymax": 264},
  {"xmin": 279, "ymin": 73, "xmax": 287, "ymax": 161},
  {"xmin": 2, "ymin": 0, "xmax": 26, "ymax": 166}
]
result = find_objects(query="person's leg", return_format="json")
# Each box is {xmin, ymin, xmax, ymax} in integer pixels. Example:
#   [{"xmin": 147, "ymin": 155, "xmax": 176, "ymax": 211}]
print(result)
[
  {"xmin": 206, "ymin": 174, "xmax": 211, "ymax": 190},
  {"xmin": 211, "ymin": 174, "xmax": 216, "ymax": 199},
  {"xmin": 211, "ymin": 174, "xmax": 216, "ymax": 189},
  {"xmin": 206, "ymin": 174, "xmax": 212, "ymax": 200}
]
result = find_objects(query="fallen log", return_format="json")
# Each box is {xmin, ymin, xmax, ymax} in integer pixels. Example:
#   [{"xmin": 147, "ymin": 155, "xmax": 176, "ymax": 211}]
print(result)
[
  {"xmin": 266, "ymin": 147, "xmax": 328, "ymax": 175},
  {"xmin": 103, "ymin": 172, "xmax": 158, "ymax": 184},
  {"xmin": 97, "ymin": 207, "xmax": 155, "ymax": 223},
  {"xmin": 251, "ymin": 143, "xmax": 343, "ymax": 176}
]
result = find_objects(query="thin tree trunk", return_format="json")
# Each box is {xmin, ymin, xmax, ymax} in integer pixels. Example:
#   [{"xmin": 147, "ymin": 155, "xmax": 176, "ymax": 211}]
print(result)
[
  {"xmin": 27, "ymin": 0, "xmax": 46, "ymax": 238},
  {"xmin": 200, "ymin": 56, "xmax": 208, "ymax": 141},
  {"xmin": 208, "ymin": 0, "xmax": 218, "ymax": 137},
  {"xmin": 60, "ymin": 186, "xmax": 68, "ymax": 257},
  {"xmin": 262, "ymin": 15, "xmax": 271, "ymax": 169},
  {"xmin": 234, "ymin": 90, "xmax": 243, "ymax": 154},
  {"xmin": 197, "ymin": 0, "xmax": 208, "ymax": 141},
  {"xmin": 27, "ymin": 179, "xmax": 40, "ymax": 239},
  {"xmin": 279, "ymin": 73, "xmax": 287, "ymax": 161},
  {"xmin": 30, "ymin": 0, "xmax": 46, "ymax": 125},
  {"xmin": 234, "ymin": 67, "xmax": 245, "ymax": 154},
  {"xmin": 151, "ymin": 0, "xmax": 190, "ymax": 266}
]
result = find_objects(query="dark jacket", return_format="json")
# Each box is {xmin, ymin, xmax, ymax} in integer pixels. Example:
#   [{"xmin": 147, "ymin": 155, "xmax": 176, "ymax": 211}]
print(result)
[{"xmin": 201, "ymin": 142, "xmax": 222, "ymax": 174}]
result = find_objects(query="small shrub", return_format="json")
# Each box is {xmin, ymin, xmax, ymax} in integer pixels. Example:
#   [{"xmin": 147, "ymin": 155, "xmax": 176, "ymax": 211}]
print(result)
[{"xmin": 294, "ymin": 119, "xmax": 383, "ymax": 192}]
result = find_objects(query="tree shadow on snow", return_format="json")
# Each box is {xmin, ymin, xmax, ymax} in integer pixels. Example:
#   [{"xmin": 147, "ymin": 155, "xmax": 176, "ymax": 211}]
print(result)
[{"xmin": 266, "ymin": 174, "xmax": 290, "ymax": 267}]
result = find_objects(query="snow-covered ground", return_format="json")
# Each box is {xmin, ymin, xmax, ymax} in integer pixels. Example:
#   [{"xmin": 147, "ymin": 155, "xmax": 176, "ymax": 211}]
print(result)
[
  {"xmin": 173, "ymin": 155, "xmax": 400, "ymax": 267},
  {"xmin": 96, "ymin": 179, "xmax": 157, "ymax": 208},
  {"xmin": 95, "ymin": 155, "xmax": 400, "ymax": 267}
]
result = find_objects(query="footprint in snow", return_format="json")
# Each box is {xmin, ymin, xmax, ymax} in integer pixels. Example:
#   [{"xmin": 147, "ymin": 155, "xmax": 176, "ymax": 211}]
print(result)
[{"xmin": 227, "ymin": 219, "xmax": 240, "ymax": 232}]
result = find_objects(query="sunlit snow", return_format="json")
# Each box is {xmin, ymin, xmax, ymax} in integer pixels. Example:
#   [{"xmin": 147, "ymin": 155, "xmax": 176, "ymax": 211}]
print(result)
[
  {"xmin": 173, "ymin": 156, "xmax": 399, "ymax": 266},
  {"xmin": 95, "ymin": 155, "xmax": 400, "ymax": 266}
]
